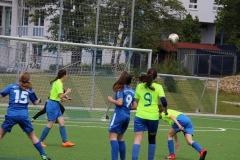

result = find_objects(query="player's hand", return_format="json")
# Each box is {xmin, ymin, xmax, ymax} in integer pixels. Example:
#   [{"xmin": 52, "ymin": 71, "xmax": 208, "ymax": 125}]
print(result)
[
  {"xmin": 178, "ymin": 125, "xmax": 184, "ymax": 131},
  {"xmin": 107, "ymin": 96, "xmax": 114, "ymax": 102},
  {"xmin": 68, "ymin": 97, "xmax": 72, "ymax": 100},
  {"xmin": 175, "ymin": 143, "xmax": 180, "ymax": 151},
  {"xmin": 61, "ymin": 98, "xmax": 67, "ymax": 102},
  {"xmin": 164, "ymin": 110, "xmax": 168, "ymax": 115},
  {"xmin": 66, "ymin": 88, "xmax": 71, "ymax": 94}
]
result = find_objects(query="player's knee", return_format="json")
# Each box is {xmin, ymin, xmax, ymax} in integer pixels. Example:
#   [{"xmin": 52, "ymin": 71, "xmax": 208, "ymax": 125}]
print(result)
[{"xmin": 148, "ymin": 134, "xmax": 156, "ymax": 144}]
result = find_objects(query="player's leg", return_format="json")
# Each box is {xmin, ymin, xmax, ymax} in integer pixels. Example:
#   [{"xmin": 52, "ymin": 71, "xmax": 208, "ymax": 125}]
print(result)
[
  {"xmin": 117, "ymin": 116, "xmax": 130, "ymax": 160},
  {"xmin": 166, "ymin": 128, "xmax": 178, "ymax": 159},
  {"xmin": 0, "ymin": 115, "xmax": 16, "ymax": 140},
  {"xmin": 26, "ymin": 131, "xmax": 51, "ymax": 160},
  {"xmin": 55, "ymin": 103, "xmax": 65, "ymax": 123},
  {"xmin": 132, "ymin": 117, "xmax": 146, "ymax": 160},
  {"xmin": 108, "ymin": 112, "xmax": 122, "ymax": 160},
  {"xmin": 19, "ymin": 116, "xmax": 51, "ymax": 160},
  {"xmin": 31, "ymin": 102, "xmax": 47, "ymax": 122},
  {"xmin": 185, "ymin": 133, "xmax": 207, "ymax": 160},
  {"xmin": 57, "ymin": 116, "xmax": 75, "ymax": 147},
  {"xmin": 147, "ymin": 120, "xmax": 159, "ymax": 160},
  {"xmin": 117, "ymin": 133, "xmax": 125, "ymax": 160},
  {"xmin": 0, "ymin": 128, "xmax": 7, "ymax": 140},
  {"xmin": 39, "ymin": 101, "xmax": 57, "ymax": 146}
]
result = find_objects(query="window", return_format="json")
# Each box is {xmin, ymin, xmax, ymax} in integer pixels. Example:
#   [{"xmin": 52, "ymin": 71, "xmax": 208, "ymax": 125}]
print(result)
[
  {"xmin": 213, "ymin": 2, "xmax": 223, "ymax": 11},
  {"xmin": 18, "ymin": 8, "xmax": 29, "ymax": 36},
  {"xmin": 189, "ymin": 0, "xmax": 198, "ymax": 9},
  {"xmin": 34, "ymin": 10, "xmax": 44, "ymax": 26},
  {"xmin": 33, "ymin": 10, "xmax": 44, "ymax": 36}
]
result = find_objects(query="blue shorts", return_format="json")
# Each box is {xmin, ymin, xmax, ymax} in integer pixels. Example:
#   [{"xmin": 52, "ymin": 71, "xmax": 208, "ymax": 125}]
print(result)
[
  {"xmin": 46, "ymin": 100, "xmax": 62, "ymax": 121},
  {"xmin": 1, "ymin": 115, "xmax": 34, "ymax": 133},
  {"xmin": 172, "ymin": 114, "xmax": 194, "ymax": 135},
  {"xmin": 108, "ymin": 112, "xmax": 130, "ymax": 134},
  {"xmin": 133, "ymin": 116, "xmax": 159, "ymax": 133}
]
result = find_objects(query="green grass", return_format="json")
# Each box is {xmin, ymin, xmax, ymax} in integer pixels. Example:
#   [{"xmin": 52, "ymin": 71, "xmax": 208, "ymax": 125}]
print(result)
[{"xmin": 0, "ymin": 115, "xmax": 238, "ymax": 159}]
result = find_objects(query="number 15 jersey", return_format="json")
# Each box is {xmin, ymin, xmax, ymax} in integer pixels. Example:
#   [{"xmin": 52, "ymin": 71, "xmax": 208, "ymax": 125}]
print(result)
[{"xmin": 0, "ymin": 84, "xmax": 38, "ymax": 116}]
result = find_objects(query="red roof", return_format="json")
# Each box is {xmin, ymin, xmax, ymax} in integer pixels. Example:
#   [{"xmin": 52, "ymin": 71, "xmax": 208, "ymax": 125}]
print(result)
[{"xmin": 159, "ymin": 41, "xmax": 221, "ymax": 52}]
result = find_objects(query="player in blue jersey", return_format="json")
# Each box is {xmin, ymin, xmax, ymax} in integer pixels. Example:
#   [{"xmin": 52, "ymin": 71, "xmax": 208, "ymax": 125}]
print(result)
[
  {"xmin": 107, "ymin": 71, "xmax": 137, "ymax": 160},
  {"xmin": 159, "ymin": 106, "xmax": 207, "ymax": 160},
  {"xmin": 0, "ymin": 71, "xmax": 51, "ymax": 160},
  {"xmin": 132, "ymin": 68, "xmax": 168, "ymax": 160},
  {"xmin": 39, "ymin": 69, "xmax": 75, "ymax": 148}
]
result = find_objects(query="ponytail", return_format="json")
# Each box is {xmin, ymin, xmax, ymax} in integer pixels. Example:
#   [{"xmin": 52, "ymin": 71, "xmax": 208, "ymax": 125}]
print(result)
[
  {"xmin": 139, "ymin": 68, "xmax": 158, "ymax": 91},
  {"xmin": 18, "ymin": 71, "xmax": 32, "ymax": 90},
  {"xmin": 50, "ymin": 69, "xmax": 67, "ymax": 85}
]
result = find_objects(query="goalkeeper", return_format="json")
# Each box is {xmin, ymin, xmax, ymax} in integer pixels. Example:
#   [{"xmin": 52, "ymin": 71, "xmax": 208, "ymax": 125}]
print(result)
[
  {"xmin": 159, "ymin": 106, "xmax": 207, "ymax": 160},
  {"xmin": 31, "ymin": 88, "xmax": 72, "ymax": 123}
]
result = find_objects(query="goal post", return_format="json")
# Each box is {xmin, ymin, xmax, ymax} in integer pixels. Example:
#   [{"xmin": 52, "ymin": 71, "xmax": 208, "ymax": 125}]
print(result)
[
  {"xmin": 0, "ymin": 35, "xmax": 152, "ymax": 121},
  {"xmin": 146, "ymin": 73, "xmax": 219, "ymax": 114}
]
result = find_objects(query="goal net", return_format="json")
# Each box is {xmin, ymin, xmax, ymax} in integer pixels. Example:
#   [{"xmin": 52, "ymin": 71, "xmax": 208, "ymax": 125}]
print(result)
[
  {"xmin": 146, "ymin": 73, "xmax": 219, "ymax": 114},
  {"xmin": 0, "ymin": 36, "xmax": 151, "ymax": 121}
]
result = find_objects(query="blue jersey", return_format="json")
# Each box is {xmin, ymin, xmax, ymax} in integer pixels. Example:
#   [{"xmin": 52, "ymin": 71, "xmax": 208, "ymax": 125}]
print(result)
[
  {"xmin": 114, "ymin": 86, "xmax": 136, "ymax": 115},
  {"xmin": 0, "ymin": 84, "xmax": 38, "ymax": 116}
]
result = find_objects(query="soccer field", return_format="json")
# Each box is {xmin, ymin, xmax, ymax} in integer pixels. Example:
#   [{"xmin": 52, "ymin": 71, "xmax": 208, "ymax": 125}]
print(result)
[{"xmin": 0, "ymin": 114, "xmax": 238, "ymax": 160}]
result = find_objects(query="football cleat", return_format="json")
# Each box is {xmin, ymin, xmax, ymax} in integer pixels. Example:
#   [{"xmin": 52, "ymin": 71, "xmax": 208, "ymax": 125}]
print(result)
[
  {"xmin": 199, "ymin": 148, "xmax": 207, "ymax": 160},
  {"xmin": 30, "ymin": 118, "xmax": 35, "ymax": 122},
  {"xmin": 41, "ymin": 141, "xmax": 47, "ymax": 147},
  {"xmin": 62, "ymin": 141, "xmax": 75, "ymax": 147},
  {"xmin": 166, "ymin": 154, "xmax": 175, "ymax": 159},
  {"xmin": 41, "ymin": 154, "xmax": 51, "ymax": 160}
]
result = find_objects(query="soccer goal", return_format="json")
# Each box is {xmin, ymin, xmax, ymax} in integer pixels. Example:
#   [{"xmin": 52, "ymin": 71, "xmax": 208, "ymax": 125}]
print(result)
[
  {"xmin": 146, "ymin": 73, "xmax": 219, "ymax": 114},
  {"xmin": 0, "ymin": 35, "xmax": 152, "ymax": 121}
]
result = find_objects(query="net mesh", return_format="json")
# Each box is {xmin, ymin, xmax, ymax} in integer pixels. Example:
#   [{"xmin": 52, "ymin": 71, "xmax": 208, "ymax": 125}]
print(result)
[{"xmin": 0, "ymin": 38, "xmax": 149, "ymax": 121}]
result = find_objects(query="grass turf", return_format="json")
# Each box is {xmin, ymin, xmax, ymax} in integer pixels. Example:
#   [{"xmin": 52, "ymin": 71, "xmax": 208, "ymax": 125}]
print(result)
[{"xmin": 0, "ymin": 115, "xmax": 238, "ymax": 159}]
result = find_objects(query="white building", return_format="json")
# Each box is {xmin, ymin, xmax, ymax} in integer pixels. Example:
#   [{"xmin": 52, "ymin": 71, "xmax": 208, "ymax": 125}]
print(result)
[{"xmin": 180, "ymin": 0, "xmax": 222, "ymax": 44}]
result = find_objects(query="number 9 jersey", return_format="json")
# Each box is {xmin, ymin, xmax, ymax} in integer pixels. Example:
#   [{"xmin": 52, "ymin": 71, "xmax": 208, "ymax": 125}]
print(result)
[
  {"xmin": 0, "ymin": 84, "xmax": 39, "ymax": 116},
  {"xmin": 135, "ymin": 82, "xmax": 165, "ymax": 120}
]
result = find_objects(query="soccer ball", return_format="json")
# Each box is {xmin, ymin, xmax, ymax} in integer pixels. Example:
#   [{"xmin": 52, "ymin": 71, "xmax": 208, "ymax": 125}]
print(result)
[{"xmin": 168, "ymin": 33, "xmax": 179, "ymax": 44}]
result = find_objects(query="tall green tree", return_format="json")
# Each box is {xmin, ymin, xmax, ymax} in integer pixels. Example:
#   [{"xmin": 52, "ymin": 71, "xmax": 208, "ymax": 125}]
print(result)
[
  {"xmin": 133, "ymin": 0, "xmax": 186, "ymax": 52},
  {"xmin": 178, "ymin": 13, "xmax": 201, "ymax": 43},
  {"xmin": 215, "ymin": 0, "xmax": 240, "ymax": 50}
]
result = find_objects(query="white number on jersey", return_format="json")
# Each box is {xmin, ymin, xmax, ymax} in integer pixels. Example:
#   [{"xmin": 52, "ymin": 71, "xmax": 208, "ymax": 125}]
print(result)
[
  {"xmin": 126, "ymin": 94, "xmax": 132, "ymax": 108},
  {"xmin": 14, "ymin": 90, "xmax": 28, "ymax": 104}
]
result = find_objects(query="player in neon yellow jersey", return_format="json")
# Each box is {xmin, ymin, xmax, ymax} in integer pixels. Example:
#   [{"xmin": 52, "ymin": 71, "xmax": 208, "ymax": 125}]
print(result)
[
  {"xmin": 39, "ymin": 69, "xmax": 75, "ymax": 148},
  {"xmin": 159, "ymin": 106, "xmax": 207, "ymax": 160},
  {"xmin": 132, "ymin": 68, "xmax": 168, "ymax": 160}
]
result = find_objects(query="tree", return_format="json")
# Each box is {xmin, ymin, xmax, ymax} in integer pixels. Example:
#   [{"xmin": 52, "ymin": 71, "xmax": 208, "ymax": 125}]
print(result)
[
  {"xmin": 133, "ymin": 0, "xmax": 186, "ymax": 52},
  {"xmin": 178, "ymin": 13, "xmax": 201, "ymax": 43},
  {"xmin": 26, "ymin": 0, "xmax": 187, "ymax": 68},
  {"xmin": 215, "ymin": 0, "xmax": 240, "ymax": 50}
]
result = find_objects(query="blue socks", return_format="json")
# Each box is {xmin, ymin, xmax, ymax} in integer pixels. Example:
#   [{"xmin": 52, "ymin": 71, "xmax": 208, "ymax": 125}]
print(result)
[
  {"xmin": 168, "ymin": 140, "xmax": 174, "ymax": 154},
  {"xmin": 192, "ymin": 141, "xmax": 203, "ymax": 152},
  {"xmin": 40, "ymin": 126, "xmax": 50, "ymax": 142},
  {"xmin": 110, "ymin": 140, "xmax": 119, "ymax": 160},
  {"xmin": 34, "ymin": 141, "xmax": 45, "ymax": 155},
  {"xmin": 132, "ymin": 144, "xmax": 140, "ymax": 160},
  {"xmin": 60, "ymin": 126, "xmax": 67, "ymax": 142},
  {"xmin": 119, "ymin": 141, "xmax": 126, "ymax": 160},
  {"xmin": 148, "ymin": 144, "xmax": 156, "ymax": 160}
]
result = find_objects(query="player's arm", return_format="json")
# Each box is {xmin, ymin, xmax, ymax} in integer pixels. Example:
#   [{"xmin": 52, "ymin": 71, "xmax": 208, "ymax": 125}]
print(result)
[
  {"xmin": 130, "ymin": 100, "xmax": 138, "ymax": 110},
  {"xmin": 160, "ymin": 97, "xmax": 168, "ymax": 115},
  {"xmin": 174, "ymin": 134, "xmax": 180, "ymax": 151},
  {"xmin": 29, "ymin": 91, "xmax": 41, "ymax": 105},
  {"xmin": 108, "ymin": 96, "xmax": 123, "ymax": 106},
  {"xmin": 169, "ymin": 115, "xmax": 184, "ymax": 131}
]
